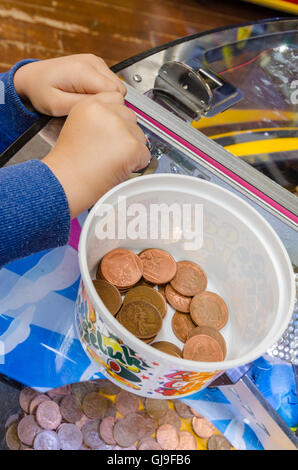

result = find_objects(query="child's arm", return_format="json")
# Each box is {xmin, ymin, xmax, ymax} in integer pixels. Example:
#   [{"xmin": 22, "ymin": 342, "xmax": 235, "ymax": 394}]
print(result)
[
  {"xmin": 0, "ymin": 60, "xmax": 41, "ymax": 153},
  {"xmin": 0, "ymin": 56, "xmax": 149, "ymax": 269}
]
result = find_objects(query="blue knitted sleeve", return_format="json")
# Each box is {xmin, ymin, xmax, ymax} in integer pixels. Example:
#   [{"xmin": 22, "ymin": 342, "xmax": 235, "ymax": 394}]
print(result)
[
  {"xmin": 0, "ymin": 159, "xmax": 71, "ymax": 268},
  {"xmin": 0, "ymin": 59, "xmax": 41, "ymax": 154}
]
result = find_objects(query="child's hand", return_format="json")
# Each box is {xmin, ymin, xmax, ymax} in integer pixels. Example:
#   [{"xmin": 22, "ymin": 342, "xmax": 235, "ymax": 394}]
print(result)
[
  {"xmin": 43, "ymin": 91, "xmax": 150, "ymax": 218},
  {"xmin": 13, "ymin": 54, "xmax": 126, "ymax": 116}
]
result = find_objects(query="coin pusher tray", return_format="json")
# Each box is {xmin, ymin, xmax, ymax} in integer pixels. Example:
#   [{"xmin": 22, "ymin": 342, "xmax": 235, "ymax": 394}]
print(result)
[{"xmin": 0, "ymin": 18, "xmax": 297, "ymax": 450}]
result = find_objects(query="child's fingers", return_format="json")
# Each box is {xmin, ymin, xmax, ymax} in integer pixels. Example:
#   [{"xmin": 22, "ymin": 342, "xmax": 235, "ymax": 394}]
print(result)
[
  {"xmin": 88, "ymin": 55, "xmax": 127, "ymax": 96},
  {"xmin": 74, "ymin": 64, "xmax": 122, "ymax": 95}
]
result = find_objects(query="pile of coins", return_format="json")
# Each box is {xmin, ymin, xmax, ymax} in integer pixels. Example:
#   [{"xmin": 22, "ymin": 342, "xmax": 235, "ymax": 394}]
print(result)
[
  {"xmin": 94, "ymin": 248, "xmax": 228, "ymax": 362},
  {"xmin": 5, "ymin": 379, "xmax": 232, "ymax": 450}
]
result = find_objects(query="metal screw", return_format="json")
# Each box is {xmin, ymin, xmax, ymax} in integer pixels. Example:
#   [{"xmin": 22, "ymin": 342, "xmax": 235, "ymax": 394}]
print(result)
[{"xmin": 133, "ymin": 74, "xmax": 142, "ymax": 83}]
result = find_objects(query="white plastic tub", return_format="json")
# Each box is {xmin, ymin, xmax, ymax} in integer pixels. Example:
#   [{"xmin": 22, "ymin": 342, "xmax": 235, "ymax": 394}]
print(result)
[{"xmin": 75, "ymin": 174, "xmax": 295, "ymax": 398}]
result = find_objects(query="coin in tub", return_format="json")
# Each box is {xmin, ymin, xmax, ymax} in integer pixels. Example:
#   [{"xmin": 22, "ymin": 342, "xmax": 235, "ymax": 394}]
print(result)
[
  {"xmin": 172, "ymin": 311, "xmax": 196, "ymax": 343},
  {"xmin": 190, "ymin": 291, "xmax": 228, "ymax": 330},
  {"xmin": 207, "ymin": 434, "xmax": 232, "ymax": 450},
  {"xmin": 183, "ymin": 334, "xmax": 224, "ymax": 362},
  {"xmin": 101, "ymin": 248, "xmax": 143, "ymax": 289},
  {"xmin": 192, "ymin": 416, "xmax": 216, "ymax": 439},
  {"xmin": 92, "ymin": 279, "xmax": 122, "ymax": 316},
  {"xmin": 124, "ymin": 285, "xmax": 167, "ymax": 319},
  {"xmin": 156, "ymin": 423, "xmax": 179, "ymax": 450},
  {"xmin": 170, "ymin": 260, "xmax": 207, "ymax": 297},
  {"xmin": 151, "ymin": 341, "xmax": 183, "ymax": 358},
  {"xmin": 142, "ymin": 334, "xmax": 157, "ymax": 344},
  {"xmin": 118, "ymin": 300, "xmax": 162, "ymax": 339},
  {"xmin": 138, "ymin": 249, "xmax": 177, "ymax": 284},
  {"xmin": 165, "ymin": 283, "xmax": 191, "ymax": 313},
  {"xmin": 188, "ymin": 326, "xmax": 227, "ymax": 359}
]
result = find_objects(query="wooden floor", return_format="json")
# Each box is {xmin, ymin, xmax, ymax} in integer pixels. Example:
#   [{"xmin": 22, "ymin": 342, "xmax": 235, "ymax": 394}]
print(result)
[{"xmin": 0, "ymin": 0, "xmax": 286, "ymax": 72}]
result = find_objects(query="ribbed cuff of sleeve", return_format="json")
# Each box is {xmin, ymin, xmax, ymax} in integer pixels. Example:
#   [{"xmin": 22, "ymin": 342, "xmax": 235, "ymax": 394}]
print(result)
[
  {"xmin": 0, "ymin": 159, "xmax": 71, "ymax": 268},
  {"xmin": 0, "ymin": 59, "xmax": 41, "ymax": 144}
]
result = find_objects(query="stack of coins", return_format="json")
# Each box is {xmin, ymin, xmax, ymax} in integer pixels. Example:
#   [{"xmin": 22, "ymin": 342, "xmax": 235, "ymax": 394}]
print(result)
[
  {"xmin": 5, "ymin": 380, "xmax": 232, "ymax": 451},
  {"xmin": 93, "ymin": 248, "xmax": 229, "ymax": 362}
]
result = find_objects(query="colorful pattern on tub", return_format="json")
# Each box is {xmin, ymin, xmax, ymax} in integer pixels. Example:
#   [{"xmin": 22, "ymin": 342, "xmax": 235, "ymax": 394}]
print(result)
[
  {"xmin": 0, "ymin": 212, "xmax": 296, "ymax": 450},
  {"xmin": 75, "ymin": 280, "xmax": 219, "ymax": 396}
]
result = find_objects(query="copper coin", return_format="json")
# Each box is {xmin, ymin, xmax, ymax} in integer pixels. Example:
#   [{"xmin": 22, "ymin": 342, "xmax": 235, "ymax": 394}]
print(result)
[
  {"xmin": 17, "ymin": 415, "xmax": 42, "ymax": 446},
  {"xmin": 100, "ymin": 248, "xmax": 143, "ymax": 289},
  {"xmin": 47, "ymin": 385, "xmax": 71, "ymax": 398},
  {"xmin": 137, "ymin": 411, "xmax": 157, "ymax": 437},
  {"xmin": 124, "ymin": 285, "xmax": 167, "ymax": 319},
  {"xmin": 177, "ymin": 431, "xmax": 197, "ymax": 450},
  {"xmin": 5, "ymin": 413, "xmax": 22, "ymax": 432},
  {"xmin": 29, "ymin": 394, "xmax": 51, "ymax": 415},
  {"xmin": 188, "ymin": 326, "xmax": 227, "ymax": 358},
  {"xmin": 138, "ymin": 437, "xmax": 162, "ymax": 450},
  {"xmin": 75, "ymin": 413, "xmax": 90, "ymax": 430},
  {"xmin": 118, "ymin": 301, "xmax": 162, "ymax": 339},
  {"xmin": 174, "ymin": 401, "xmax": 194, "ymax": 419},
  {"xmin": 19, "ymin": 388, "xmax": 38, "ymax": 413},
  {"xmin": 207, "ymin": 434, "xmax": 232, "ymax": 450},
  {"xmin": 60, "ymin": 395, "xmax": 83, "ymax": 423},
  {"xmin": 33, "ymin": 430, "xmax": 60, "ymax": 450},
  {"xmin": 57, "ymin": 423, "xmax": 83, "ymax": 450},
  {"xmin": 158, "ymin": 284, "xmax": 167, "ymax": 302},
  {"xmin": 135, "ymin": 277, "xmax": 156, "ymax": 288},
  {"xmin": 82, "ymin": 392, "xmax": 108, "ymax": 419},
  {"xmin": 71, "ymin": 381, "xmax": 100, "ymax": 407},
  {"xmin": 81, "ymin": 419, "xmax": 102, "ymax": 449},
  {"xmin": 92, "ymin": 279, "xmax": 122, "ymax": 316},
  {"xmin": 36, "ymin": 400, "xmax": 62, "ymax": 430},
  {"xmin": 113, "ymin": 413, "xmax": 145, "ymax": 447},
  {"xmin": 165, "ymin": 284, "xmax": 191, "ymax": 313},
  {"xmin": 170, "ymin": 260, "xmax": 207, "ymax": 296},
  {"xmin": 115, "ymin": 391, "xmax": 139, "ymax": 415},
  {"xmin": 158, "ymin": 409, "xmax": 181, "ymax": 430},
  {"xmin": 151, "ymin": 341, "xmax": 183, "ymax": 358},
  {"xmin": 99, "ymin": 416, "xmax": 117, "ymax": 445},
  {"xmin": 142, "ymin": 334, "xmax": 157, "ymax": 344},
  {"xmin": 156, "ymin": 423, "xmax": 179, "ymax": 450},
  {"xmin": 183, "ymin": 334, "xmax": 224, "ymax": 362},
  {"xmin": 94, "ymin": 379, "xmax": 121, "ymax": 395},
  {"xmin": 145, "ymin": 398, "xmax": 169, "ymax": 419},
  {"xmin": 96, "ymin": 260, "xmax": 104, "ymax": 280},
  {"xmin": 138, "ymin": 249, "xmax": 177, "ymax": 284},
  {"xmin": 190, "ymin": 291, "xmax": 228, "ymax": 330},
  {"xmin": 6, "ymin": 422, "xmax": 21, "ymax": 450},
  {"xmin": 172, "ymin": 311, "xmax": 196, "ymax": 343},
  {"xmin": 104, "ymin": 398, "xmax": 117, "ymax": 418},
  {"xmin": 192, "ymin": 416, "xmax": 216, "ymax": 439}
]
